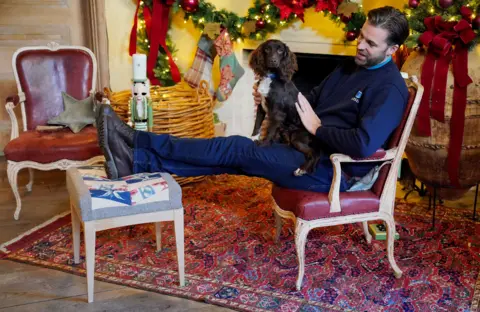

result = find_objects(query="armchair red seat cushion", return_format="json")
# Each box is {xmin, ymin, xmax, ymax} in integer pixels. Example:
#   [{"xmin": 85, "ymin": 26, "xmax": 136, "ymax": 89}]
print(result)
[
  {"xmin": 4, "ymin": 126, "xmax": 101, "ymax": 163},
  {"xmin": 271, "ymin": 186, "xmax": 379, "ymax": 220}
]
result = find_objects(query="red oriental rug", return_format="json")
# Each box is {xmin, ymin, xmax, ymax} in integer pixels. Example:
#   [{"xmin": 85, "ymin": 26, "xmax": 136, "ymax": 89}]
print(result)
[{"xmin": 1, "ymin": 175, "xmax": 480, "ymax": 311}]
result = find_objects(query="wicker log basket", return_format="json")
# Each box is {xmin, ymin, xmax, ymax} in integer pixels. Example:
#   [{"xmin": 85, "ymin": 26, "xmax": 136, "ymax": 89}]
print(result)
[
  {"xmin": 105, "ymin": 80, "xmax": 215, "ymax": 186},
  {"xmin": 401, "ymin": 47, "xmax": 480, "ymax": 200}
]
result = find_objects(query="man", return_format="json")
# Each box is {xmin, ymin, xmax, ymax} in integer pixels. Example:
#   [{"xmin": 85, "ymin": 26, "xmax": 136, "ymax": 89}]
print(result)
[{"xmin": 97, "ymin": 6, "xmax": 410, "ymax": 193}]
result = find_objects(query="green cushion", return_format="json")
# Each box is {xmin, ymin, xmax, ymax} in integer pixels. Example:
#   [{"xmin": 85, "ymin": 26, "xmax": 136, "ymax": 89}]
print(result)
[{"xmin": 47, "ymin": 92, "xmax": 96, "ymax": 133}]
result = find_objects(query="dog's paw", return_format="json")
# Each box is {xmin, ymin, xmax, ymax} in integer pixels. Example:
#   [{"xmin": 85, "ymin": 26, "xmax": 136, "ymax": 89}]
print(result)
[{"xmin": 294, "ymin": 168, "xmax": 307, "ymax": 176}]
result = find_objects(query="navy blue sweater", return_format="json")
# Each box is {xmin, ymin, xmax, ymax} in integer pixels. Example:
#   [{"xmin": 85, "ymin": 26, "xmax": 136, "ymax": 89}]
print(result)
[{"xmin": 306, "ymin": 57, "xmax": 408, "ymax": 160}]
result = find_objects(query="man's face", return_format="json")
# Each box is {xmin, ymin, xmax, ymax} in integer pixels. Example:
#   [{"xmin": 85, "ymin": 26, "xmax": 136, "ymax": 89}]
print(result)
[{"xmin": 355, "ymin": 21, "xmax": 398, "ymax": 67}]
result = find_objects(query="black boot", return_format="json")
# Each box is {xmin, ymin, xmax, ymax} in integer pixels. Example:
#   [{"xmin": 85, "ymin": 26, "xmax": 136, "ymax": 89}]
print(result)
[
  {"xmin": 96, "ymin": 104, "xmax": 135, "ymax": 147},
  {"xmin": 96, "ymin": 105, "xmax": 134, "ymax": 179}
]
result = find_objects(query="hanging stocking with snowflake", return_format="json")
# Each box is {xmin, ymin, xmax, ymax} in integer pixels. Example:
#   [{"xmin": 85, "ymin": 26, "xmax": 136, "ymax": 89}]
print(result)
[
  {"xmin": 184, "ymin": 35, "xmax": 216, "ymax": 95},
  {"xmin": 213, "ymin": 29, "xmax": 245, "ymax": 102}
]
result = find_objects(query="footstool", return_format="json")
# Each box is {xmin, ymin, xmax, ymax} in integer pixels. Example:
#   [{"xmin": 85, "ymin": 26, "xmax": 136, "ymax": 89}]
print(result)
[{"xmin": 66, "ymin": 165, "xmax": 185, "ymax": 303}]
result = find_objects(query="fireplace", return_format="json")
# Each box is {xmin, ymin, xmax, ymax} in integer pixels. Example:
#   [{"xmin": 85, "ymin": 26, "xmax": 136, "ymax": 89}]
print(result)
[{"xmin": 213, "ymin": 30, "xmax": 356, "ymax": 137}]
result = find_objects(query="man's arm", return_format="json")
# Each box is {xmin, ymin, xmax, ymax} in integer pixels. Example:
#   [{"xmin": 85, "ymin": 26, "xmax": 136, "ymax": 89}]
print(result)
[{"xmin": 315, "ymin": 85, "xmax": 407, "ymax": 158}]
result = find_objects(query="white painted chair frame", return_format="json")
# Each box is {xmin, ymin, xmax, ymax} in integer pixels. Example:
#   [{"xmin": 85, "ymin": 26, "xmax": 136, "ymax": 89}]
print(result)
[
  {"xmin": 70, "ymin": 201, "xmax": 186, "ymax": 303},
  {"xmin": 273, "ymin": 76, "xmax": 424, "ymax": 290},
  {"xmin": 5, "ymin": 42, "xmax": 104, "ymax": 220}
]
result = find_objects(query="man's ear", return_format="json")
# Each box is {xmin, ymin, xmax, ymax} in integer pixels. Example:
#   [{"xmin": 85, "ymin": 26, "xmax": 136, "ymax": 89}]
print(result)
[{"xmin": 387, "ymin": 44, "xmax": 399, "ymax": 57}]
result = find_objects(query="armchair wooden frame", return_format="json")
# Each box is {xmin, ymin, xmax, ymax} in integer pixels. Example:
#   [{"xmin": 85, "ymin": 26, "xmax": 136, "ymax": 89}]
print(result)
[
  {"xmin": 273, "ymin": 76, "xmax": 424, "ymax": 290},
  {"xmin": 5, "ymin": 42, "xmax": 104, "ymax": 220}
]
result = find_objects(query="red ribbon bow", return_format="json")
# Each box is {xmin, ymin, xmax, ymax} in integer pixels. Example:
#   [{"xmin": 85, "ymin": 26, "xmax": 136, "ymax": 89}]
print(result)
[
  {"xmin": 129, "ymin": 0, "xmax": 181, "ymax": 85},
  {"xmin": 416, "ymin": 16, "xmax": 475, "ymax": 187}
]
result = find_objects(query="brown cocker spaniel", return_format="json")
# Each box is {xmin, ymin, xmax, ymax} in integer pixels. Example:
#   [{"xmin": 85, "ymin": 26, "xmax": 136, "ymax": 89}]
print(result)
[{"xmin": 249, "ymin": 39, "xmax": 323, "ymax": 176}]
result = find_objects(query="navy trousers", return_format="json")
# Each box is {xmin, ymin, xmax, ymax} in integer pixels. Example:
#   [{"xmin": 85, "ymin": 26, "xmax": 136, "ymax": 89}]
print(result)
[{"xmin": 133, "ymin": 131, "xmax": 349, "ymax": 193}]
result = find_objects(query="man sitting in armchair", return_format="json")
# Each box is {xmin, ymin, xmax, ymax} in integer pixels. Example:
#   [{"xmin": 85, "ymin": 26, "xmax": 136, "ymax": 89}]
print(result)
[{"xmin": 96, "ymin": 6, "xmax": 410, "ymax": 193}]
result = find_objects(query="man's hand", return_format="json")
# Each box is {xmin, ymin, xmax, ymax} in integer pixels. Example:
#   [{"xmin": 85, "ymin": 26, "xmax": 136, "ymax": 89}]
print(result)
[
  {"xmin": 253, "ymin": 84, "xmax": 262, "ymax": 107},
  {"xmin": 296, "ymin": 93, "xmax": 321, "ymax": 135}
]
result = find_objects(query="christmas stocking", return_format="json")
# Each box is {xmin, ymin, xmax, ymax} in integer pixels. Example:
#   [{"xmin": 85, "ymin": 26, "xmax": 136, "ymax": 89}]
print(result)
[
  {"xmin": 214, "ymin": 29, "xmax": 245, "ymax": 102},
  {"xmin": 184, "ymin": 35, "xmax": 215, "ymax": 95}
]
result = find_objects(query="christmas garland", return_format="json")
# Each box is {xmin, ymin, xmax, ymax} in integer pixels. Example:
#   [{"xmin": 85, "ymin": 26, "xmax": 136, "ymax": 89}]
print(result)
[
  {"xmin": 404, "ymin": 0, "xmax": 480, "ymax": 49},
  {"xmin": 134, "ymin": 0, "xmax": 366, "ymax": 86}
]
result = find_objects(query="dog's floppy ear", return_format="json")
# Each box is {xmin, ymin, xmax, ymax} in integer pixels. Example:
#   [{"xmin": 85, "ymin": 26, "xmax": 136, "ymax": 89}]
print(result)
[
  {"xmin": 279, "ymin": 43, "xmax": 298, "ymax": 80},
  {"xmin": 249, "ymin": 42, "xmax": 268, "ymax": 78}
]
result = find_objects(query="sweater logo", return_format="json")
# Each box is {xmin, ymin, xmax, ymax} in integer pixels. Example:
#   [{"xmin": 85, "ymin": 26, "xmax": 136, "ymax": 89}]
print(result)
[{"xmin": 351, "ymin": 91, "xmax": 362, "ymax": 103}]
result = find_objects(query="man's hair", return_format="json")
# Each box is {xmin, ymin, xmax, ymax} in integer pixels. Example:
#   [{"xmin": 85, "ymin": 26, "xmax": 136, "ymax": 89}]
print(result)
[{"xmin": 367, "ymin": 6, "xmax": 410, "ymax": 46}]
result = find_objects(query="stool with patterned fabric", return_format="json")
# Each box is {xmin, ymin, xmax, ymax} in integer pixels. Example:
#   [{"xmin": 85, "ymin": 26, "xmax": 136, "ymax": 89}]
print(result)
[{"xmin": 66, "ymin": 165, "xmax": 185, "ymax": 303}]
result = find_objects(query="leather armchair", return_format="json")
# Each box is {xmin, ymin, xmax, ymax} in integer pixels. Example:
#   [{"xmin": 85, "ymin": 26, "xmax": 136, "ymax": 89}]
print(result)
[
  {"xmin": 272, "ymin": 76, "xmax": 424, "ymax": 290},
  {"xmin": 4, "ymin": 42, "xmax": 104, "ymax": 220}
]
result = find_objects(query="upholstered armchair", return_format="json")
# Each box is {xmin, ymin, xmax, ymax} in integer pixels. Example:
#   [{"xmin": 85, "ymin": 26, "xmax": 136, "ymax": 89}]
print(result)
[
  {"xmin": 4, "ymin": 42, "xmax": 104, "ymax": 220},
  {"xmin": 272, "ymin": 76, "xmax": 423, "ymax": 290}
]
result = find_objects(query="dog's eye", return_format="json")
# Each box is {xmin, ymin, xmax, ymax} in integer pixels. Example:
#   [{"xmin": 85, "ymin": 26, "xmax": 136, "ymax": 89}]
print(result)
[
  {"xmin": 141, "ymin": 92, "xmax": 147, "ymax": 95},
  {"xmin": 134, "ymin": 92, "xmax": 138, "ymax": 95},
  {"xmin": 265, "ymin": 47, "xmax": 271, "ymax": 53},
  {"xmin": 277, "ymin": 49, "xmax": 284, "ymax": 54}
]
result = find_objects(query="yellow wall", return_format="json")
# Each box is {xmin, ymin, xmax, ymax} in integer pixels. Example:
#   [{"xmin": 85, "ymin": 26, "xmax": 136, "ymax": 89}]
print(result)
[{"xmin": 105, "ymin": 0, "xmax": 407, "ymax": 91}]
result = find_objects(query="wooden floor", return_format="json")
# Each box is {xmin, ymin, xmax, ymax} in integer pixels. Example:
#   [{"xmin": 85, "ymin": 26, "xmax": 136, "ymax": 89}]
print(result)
[{"xmin": 0, "ymin": 157, "xmax": 231, "ymax": 311}]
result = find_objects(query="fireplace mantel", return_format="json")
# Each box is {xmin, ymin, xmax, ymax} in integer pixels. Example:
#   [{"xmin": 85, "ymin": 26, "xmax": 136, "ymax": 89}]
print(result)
[{"xmin": 242, "ymin": 21, "xmax": 357, "ymax": 55}]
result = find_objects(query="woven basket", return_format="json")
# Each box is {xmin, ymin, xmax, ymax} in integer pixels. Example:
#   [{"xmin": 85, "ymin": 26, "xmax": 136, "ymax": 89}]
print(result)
[
  {"xmin": 401, "ymin": 48, "xmax": 480, "ymax": 200},
  {"xmin": 105, "ymin": 80, "xmax": 215, "ymax": 186}
]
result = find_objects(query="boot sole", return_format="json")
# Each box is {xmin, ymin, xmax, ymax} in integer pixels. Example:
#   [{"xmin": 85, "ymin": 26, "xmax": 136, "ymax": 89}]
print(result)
[{"xmin": 97, "ymin": 108, "xmax": 119, "ymax": 179}]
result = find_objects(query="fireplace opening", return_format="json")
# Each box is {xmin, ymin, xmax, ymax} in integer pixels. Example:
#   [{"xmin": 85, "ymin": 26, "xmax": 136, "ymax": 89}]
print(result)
[
  {"xmin": 243, "ymin": 49, "xmax": 351, "ymax": 95},
  {"xmin": 291, "ymin": 52, "xmax": 351, "ymax": 95}
]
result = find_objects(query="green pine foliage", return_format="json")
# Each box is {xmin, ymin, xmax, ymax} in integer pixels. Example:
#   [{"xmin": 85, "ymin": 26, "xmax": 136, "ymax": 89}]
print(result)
[
  {"xmin": 136, "ymin": 0, "xmax": 179, "ymax": 86},
  {"xmin": 404, "ymin": 0, "xmax": 480, "ymax": 49},
  {"xmin": 134, "ymin": 0, "xmax": 368, "ymax": 85}
]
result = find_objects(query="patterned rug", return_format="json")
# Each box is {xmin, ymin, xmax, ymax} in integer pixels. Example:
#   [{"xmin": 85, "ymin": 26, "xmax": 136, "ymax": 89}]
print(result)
[{"xmin": 1, "ymin": 175, "xmax": 480, "ymax": 312}]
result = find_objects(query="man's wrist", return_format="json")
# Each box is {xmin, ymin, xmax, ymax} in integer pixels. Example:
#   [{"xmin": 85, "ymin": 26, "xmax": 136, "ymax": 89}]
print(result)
[{"xmin": 312, "ymin": 119, "xmax": 321, "ymax": 135}]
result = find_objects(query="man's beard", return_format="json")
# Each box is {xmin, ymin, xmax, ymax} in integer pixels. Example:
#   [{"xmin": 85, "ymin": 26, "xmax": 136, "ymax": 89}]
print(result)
[{"xmin": 355, "ymin": 49, "xmax": 388, "ymax": 67}]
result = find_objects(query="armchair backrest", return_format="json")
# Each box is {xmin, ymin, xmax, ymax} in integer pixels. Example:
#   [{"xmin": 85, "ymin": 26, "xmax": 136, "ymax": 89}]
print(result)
[
  {"xmin": 371, "ymin": 77, "xmax": 423, "ymax": 197},
  {"xmin": 12, "ymin": 42, "xmax": 96, "ymax": 131}
]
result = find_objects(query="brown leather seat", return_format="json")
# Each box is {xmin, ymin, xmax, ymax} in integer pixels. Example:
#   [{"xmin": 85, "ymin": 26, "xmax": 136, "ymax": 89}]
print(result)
[{"xmin": 4, "ymin": 126, "xmax": 101, "ymax": 164}]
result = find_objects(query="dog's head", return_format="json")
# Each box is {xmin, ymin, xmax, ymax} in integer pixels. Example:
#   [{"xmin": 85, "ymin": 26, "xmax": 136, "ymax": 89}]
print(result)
[{"xmin": 249, "ymin": 39, "xmax": 298, "ymax": 80}]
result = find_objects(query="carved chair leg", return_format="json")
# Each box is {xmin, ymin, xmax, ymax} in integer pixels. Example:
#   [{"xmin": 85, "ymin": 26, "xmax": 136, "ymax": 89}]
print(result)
[
  {"xmin": 275, "ymin": 210, "xmax": 282, "ymax": 242},
  {"xmin": 26, "ymin": 168, "xmax": 34, "ymax": 192},
  {"xmin": 362, "ymin": 221, "xmax": 372, "ymax": 244},
  {"xmin": 384, "ymin": 215, "xmax": 402, "ymax": 278},
  {"xmin": 294, "ymin": 219, "xmax": 310, "ymax": 291},
  {"xmin": 7, "ymin": 163, "xmax": 22, "ymax": 220}
]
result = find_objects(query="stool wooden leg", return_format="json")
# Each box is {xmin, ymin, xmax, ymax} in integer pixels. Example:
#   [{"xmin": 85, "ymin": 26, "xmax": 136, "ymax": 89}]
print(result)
[
  {"xmin": 71, "ymin": 205, "xmax": 81, "ymax": 264},
  {"xmin": 84, "ymin": 222, "xmax": 96, "ymax": 303},
  {"xmin": 155, "ymin": 222, "xmax": 162, "ymax": 251},
  {"xmin": 174, "ymin": 209, "xmax": 185, "ymax": 287}
]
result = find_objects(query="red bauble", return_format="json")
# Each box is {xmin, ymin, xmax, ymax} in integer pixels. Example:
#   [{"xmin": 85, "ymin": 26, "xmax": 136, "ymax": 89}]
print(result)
[
  {"xmin": 473, "ymin": 15, "xmax": 480, "ymax": 30},
  {"xmin": 255, "ymin": 19, "xmax": 266, "ymax": 30},
  {"xmin": 340, "ymin": 14, "xmax": 351, "ymax": 24},
  {"xmin": 181, "ymin": 0, "xmax": 199, "ymax": 13},
  {"xmin": 460, "ymin": 5, "xmax": 473, "ymax": 20},
  {"xmin": 438, "ymin": 0, "xmax": 453, "ymax": 9},
  {"xmin": 408, "ymin": 0, "xmax": 419, "ymax": 8},
  {"xmin": 346, "ymin": 31, "xmax": 357, "ymax": 41}
]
